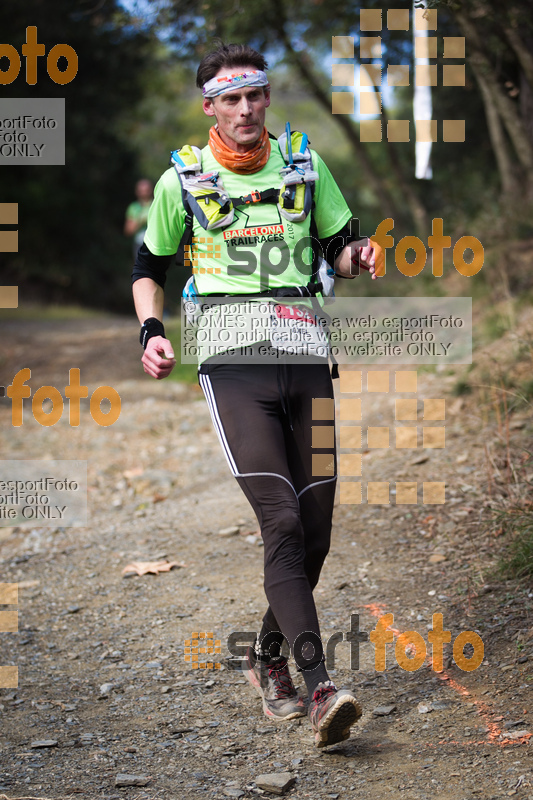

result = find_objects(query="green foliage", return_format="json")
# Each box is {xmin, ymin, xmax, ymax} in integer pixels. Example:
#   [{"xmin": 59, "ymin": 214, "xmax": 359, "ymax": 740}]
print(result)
[
  {"xmin": 483, "ymin": 311, "xmax": 512, "ymax": 342},
  {"xmin": 452, "ymin": 378, "xmax": 472, "ymax": 395},
  {"xmin": 495, "ymin": 498, "xmax": 533, "ymax": 581},
  {"xmin": 520, "ymin": 379, "xmax": 533, "ymax": 403},
  {"xmin": 0, "ymin": 0, "xmax": 159, "ymax": 310}
]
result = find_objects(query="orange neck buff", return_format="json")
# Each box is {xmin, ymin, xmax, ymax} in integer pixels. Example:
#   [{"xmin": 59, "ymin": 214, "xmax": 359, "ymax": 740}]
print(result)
[{"xmin": 208, "ymin": 125, "xmax": 271, "ymax": 174}]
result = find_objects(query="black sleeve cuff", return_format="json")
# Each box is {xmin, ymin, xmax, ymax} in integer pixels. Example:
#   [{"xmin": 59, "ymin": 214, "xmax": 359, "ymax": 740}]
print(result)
[
  {"xmin": 319, "ymin": 224, "xmax": 364, "ymax": 269},
  {"xmin": 132, "ymin": 242, "xmax": 173, "ymax": 289}
]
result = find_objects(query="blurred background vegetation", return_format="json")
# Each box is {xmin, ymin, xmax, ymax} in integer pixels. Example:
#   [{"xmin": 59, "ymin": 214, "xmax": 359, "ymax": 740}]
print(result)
[{"xmin": 0, "ymin": 0, "xmax": 532, "ymax": 312}]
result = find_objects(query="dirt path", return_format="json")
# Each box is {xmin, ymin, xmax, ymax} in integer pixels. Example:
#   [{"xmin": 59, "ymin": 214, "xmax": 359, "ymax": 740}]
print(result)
[{"xmin": 0, "ymin": 315, "xmax": 531, "ymax": 800}]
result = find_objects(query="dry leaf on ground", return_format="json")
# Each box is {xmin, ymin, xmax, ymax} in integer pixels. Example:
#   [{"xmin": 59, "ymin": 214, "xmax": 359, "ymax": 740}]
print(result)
[{"xmin": 122, "ymin": 560, "xmax": 185, "ymax": 577}]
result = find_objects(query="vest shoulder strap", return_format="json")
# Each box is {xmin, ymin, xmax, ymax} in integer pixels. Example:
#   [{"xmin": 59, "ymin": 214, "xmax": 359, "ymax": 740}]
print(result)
[{"xmin": 170, "ymin": 126, "xmax": 319, "ymax": 259}]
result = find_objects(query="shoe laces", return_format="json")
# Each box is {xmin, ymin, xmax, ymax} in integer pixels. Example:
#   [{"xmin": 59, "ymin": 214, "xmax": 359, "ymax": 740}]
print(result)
[
  {"xmin": 312, "ymin": 681, "xmax": 337, "ymax": 706},
  {"xmin": 268, "ymin": 658, "xmax": 295, "ymax": 699}
]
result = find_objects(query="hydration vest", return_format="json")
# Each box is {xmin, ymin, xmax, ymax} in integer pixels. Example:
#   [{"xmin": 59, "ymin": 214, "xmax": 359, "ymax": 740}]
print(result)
[
  {"xmin": 169, "ymin": 124, "xmax": 319, "ymax": 244},
  {"xmin": 176, "ymin": 124, "xmax": 337, "ymax": 371}
]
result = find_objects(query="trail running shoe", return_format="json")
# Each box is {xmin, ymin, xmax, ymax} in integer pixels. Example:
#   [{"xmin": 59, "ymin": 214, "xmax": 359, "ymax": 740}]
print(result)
[
  {"xmin": 243, "ymin": 646, "xmax": 306, "ymax": 721},
  {"xmin": 308, "ymin": 680, "xmax": 362, "ymax": 748}
]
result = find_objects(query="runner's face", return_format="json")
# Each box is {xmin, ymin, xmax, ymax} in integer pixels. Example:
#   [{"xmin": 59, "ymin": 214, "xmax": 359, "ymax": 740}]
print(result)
[{"xmin": 202, "ymin": 65, "xmax": 270, "ymax": 153}]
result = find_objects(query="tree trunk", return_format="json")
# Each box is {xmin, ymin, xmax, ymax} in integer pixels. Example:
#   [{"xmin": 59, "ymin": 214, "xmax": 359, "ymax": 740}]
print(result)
[
  {"xmin": 455, "ymin": 9, "xmax": 533, "ymax": 187},
  {"xmin": 503, "ymin": 24, "xmax": 533, "ymax": 93},
  {"xmin": 470, "ymin": 57, "xmax": 520, "ymax": 197}
]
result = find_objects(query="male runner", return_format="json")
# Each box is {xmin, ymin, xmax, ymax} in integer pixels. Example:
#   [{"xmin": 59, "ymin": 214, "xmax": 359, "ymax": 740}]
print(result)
[{"xmin": 132, "ymin": 43, "xmax": 376, "ymax": 748}]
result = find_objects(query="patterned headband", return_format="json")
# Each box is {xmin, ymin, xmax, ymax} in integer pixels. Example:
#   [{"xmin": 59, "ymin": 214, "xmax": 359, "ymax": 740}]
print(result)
[{"xmin": 202, "ymin": 70, "xmax": 269, "ymax": 98}]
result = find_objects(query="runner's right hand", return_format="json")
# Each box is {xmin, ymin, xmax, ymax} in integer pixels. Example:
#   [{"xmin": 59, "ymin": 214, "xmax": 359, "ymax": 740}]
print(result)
[{"xmin": 142, "ymin": 335, "xmax": 176, "ymax": 379}]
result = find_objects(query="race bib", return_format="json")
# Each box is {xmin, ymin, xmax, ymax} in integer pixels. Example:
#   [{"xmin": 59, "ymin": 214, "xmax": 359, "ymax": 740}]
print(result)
[{"xmin": 270, "ymin": 303, "xmax": 329, "ymax": 357}]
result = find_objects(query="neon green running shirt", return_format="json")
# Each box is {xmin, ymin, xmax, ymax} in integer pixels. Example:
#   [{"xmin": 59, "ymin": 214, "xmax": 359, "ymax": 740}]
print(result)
[{"xmin": 144, "ymin": 143, "xmax": 352, "ymax": 296}]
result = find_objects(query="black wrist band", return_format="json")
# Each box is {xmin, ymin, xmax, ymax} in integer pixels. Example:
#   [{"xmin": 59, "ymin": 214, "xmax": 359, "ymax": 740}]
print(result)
[{"xmin": 140, "ymin": 317, "xmax": 165, "ymax": 349}]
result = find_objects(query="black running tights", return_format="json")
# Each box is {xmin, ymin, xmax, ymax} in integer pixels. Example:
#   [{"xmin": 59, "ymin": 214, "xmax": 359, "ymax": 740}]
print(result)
[{"xmin": 199, "ymin": 360, "xmax": 336, "ymax": 668}]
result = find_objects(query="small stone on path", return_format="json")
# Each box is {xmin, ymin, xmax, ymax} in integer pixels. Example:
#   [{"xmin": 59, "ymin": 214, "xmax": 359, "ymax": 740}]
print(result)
[
  {"xmin": 218, "ymin": 526, "xmax": 240, "ymax": 537},
  {"xmin": 31, "ymin": 739, "xmax": 58, "ymax": 748},
  {"xmin": 115, "ymin": 773, "xmax": 151, "ymax": 787},
  {"xmin": 504, "ymin": 730, "xmax": 530, "ymax": 739},
  {"xmin": 255, "ymin": 772, "xmax": 296, "ymax": 795},
  {"xmin": 373, "ymin": 704, "xmax": 397, "ymax": 716}
]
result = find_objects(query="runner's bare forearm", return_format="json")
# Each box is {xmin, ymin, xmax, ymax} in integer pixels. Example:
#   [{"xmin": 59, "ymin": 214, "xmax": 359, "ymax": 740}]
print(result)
[{"xmin": 133, "ymin": 277, "xmax": 165, "ymax": 324}]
